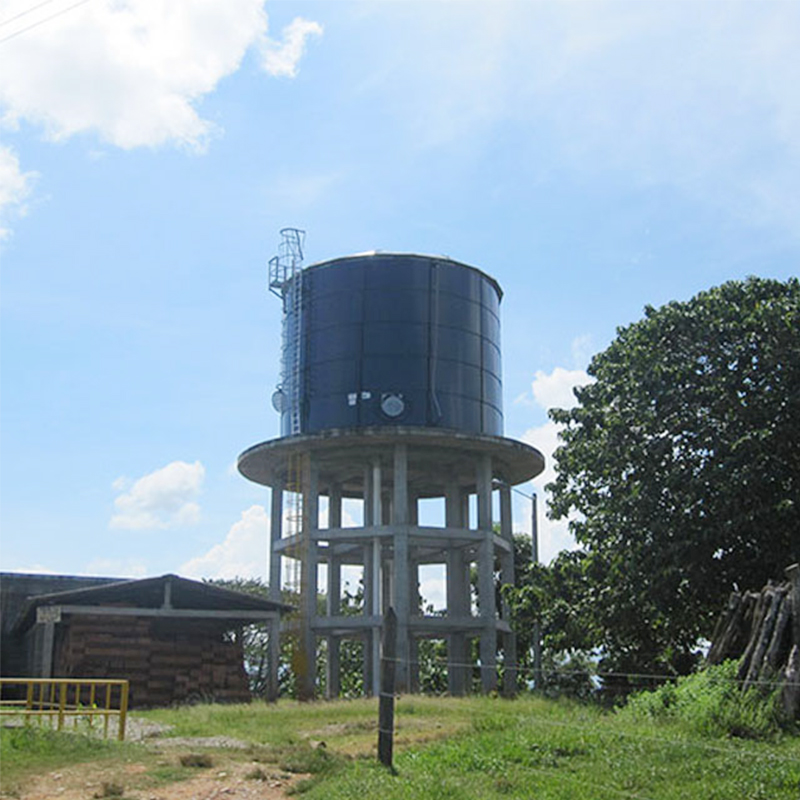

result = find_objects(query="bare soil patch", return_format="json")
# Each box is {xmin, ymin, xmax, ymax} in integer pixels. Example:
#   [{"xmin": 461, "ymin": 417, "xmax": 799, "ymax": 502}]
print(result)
[{"xmin": 0, "ymin": 734, "xmax": 305, "ymax": 800}]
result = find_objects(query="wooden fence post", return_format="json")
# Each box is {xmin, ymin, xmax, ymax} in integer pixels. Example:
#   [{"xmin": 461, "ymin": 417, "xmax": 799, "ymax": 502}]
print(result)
[{"xmin": 378, "ymin": 607, "xmax": 397, "ymax": 770}]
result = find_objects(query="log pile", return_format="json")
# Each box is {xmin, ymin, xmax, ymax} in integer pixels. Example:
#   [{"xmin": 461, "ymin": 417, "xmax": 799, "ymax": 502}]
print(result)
[
  {"xmin": 54, "ymin": 614, "xmax": 250, "ymax": 708},
  {"xmin": 708, "ymin": 563, "xmax": 800, "ymax": 719}
]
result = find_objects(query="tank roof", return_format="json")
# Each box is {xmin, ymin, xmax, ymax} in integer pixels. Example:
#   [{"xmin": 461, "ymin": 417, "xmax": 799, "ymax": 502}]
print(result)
[{"xmin": 302, "ymin": 251, "xmax": 503, "ymax": 301}]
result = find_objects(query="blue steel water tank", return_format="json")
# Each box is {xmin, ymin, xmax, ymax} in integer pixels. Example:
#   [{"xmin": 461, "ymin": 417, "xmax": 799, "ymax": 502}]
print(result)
[{"xmin": 278, "ymin": 253, "xmax": 504, "ymax": 437}]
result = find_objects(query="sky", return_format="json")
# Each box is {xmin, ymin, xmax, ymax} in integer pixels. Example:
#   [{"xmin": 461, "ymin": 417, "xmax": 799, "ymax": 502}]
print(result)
[{"xmin": 1, "ymin": 1, "xmax": 798, "ymax": 605}]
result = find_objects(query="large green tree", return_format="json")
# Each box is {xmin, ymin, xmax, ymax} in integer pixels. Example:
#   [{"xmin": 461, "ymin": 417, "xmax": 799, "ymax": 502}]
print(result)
[{"xmin": 547, "ymin": 276, "xmax": 800, "ymax": 678}]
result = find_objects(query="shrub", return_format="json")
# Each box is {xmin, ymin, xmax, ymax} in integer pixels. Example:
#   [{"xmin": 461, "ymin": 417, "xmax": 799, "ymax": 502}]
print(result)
[
  {"xmin": 179, "ymin": 753, "xmax": 214, "ymax": 768},
  {"xmin": 620, "ymin": 660, "xmax": 785, "ymax": 739}
]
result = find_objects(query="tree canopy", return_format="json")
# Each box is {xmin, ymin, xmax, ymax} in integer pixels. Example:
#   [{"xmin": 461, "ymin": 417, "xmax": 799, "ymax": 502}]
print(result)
[{"xmin": 545, "ymin": 276, "xmax": 799, "ymax": 677}]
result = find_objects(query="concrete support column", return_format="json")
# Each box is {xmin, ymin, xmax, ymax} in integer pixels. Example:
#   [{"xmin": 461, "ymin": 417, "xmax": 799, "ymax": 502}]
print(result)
[
  {"xmin": 446, "ymin": 482, "xmax": 468, "ymax": 695},
  {"xmin": 392, "ymin": 443, "xmax": 410, "ymax": 691},
  {"xmin": 499, "ymin": 484, "xmax": 517, "ymax": 696},
  {"xmin": 298, "ymin": 455, "xmax": 319, "ymax": 700},
  {"xmin": 267, "ymin": 480, "xmax": 284, "ymax": 701},
  {"xmin": 326, "ymin": 552, "xmax": 342, "ymax": 698},
  {"xmin": 408, "ymin": 492, "xmax": 418, "ymax": 525},
  {"xmin": 326, "ymin": 484, "xmax": 342, "ymax": 698},
  {"xmin": 269, "ymin": 481, "xmax": 284, "ymax": 601},
  {"xmin": 363, "ymin": 466, "xmax": 373, "ymax": 526},
  {"xmin": 41, "ymin": 622, "xmax": 55, "ymax": 678},
  {"xmin": 476, "ymin": 454, "xmax": 497, "ymax": 692}
]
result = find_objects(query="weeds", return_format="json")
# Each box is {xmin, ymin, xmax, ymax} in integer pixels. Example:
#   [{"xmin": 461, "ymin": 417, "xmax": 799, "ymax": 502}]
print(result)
[
  {"xmin": 245, "ymin": 766, "xmax": 268, "ymax": 780},
  {"xmin": 619, "ymin": 661, "xmax": 786, "ymax": 739},
  {"xmin": 0, "ymin": 726, "xmax": 121, "ymax": 794},
  {"xmin": 94, "ymin": 782, "xmax": 125, "ymax": 798},
  {"xmin": 179, "ymin": 752, "xmax": 214, "ymax": 768}
]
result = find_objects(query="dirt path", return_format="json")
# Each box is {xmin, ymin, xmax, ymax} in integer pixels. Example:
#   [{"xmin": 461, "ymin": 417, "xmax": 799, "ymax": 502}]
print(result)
[
  {"xmin": 5, "ymin": 759, "xmax": 301, "ymax": 800},
  {"xmin": 1, "ymin": 722, "xmax": 306, "ymax": 800}
]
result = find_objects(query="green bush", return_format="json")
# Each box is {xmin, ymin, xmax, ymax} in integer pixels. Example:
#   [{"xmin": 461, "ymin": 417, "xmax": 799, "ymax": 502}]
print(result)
[{"xmin": 619, "ymin": 660, "xmax": 785, "ymax": 739}]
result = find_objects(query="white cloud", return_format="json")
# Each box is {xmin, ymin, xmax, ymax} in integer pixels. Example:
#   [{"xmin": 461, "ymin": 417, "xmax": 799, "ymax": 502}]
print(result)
[
  {"xmin": 110, "ymin": 460, "xmax": 205, "ymax": 530},
  {"xmin": 530, "ymin": 366, "xmax": 593, "ymax": 413},
  {"xmin": 181, "ymin": 504, "xmax": 268, "ymax": 580},
  {"xmin": 179, "ymin": 498, "xmax": 364, "ymax": 586},
  {"xmin": 521, "ymin": 365, "xmax": 594, "ymax": 564},
  {"xmin": 0, "ymin": 1, "xmax": 320, "ymax": 151},
  {"xmin": 419, "ymin": 564, "xmax": 446, "ymax": 612},
  {"xmin": 259, "ymin": 17, "xmax": 323, "ymax": 78},
  {"xmin": 0, "ymin": 144, "xmax": 36, "ymax": 240}
]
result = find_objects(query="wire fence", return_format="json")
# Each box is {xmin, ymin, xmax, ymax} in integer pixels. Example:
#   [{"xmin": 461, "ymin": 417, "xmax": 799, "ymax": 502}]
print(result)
[{"xmin": 379, "ymin": 652, "xmax": 798, "ymax": 690}]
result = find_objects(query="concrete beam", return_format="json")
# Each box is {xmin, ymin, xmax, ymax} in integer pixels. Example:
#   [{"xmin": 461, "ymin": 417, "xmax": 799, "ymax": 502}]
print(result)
[{"xmin": 45, "ymin": 605, "xmax": 283, "ymax": 621}]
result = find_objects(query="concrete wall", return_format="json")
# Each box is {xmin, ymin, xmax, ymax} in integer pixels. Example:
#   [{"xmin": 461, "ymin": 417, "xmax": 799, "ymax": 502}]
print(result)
[{"xmin": 0, "ymin": 573, "xmax": 120, "ymax": 676}]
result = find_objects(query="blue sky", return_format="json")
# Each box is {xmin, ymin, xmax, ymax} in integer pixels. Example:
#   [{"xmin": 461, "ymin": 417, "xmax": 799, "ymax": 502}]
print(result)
[{"xmin": 1, "ymin": 1, "xmax": 798, "ymax": 597}]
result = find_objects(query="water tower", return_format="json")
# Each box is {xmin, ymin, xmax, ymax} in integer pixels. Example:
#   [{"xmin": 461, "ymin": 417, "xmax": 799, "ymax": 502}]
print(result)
[{"xmin": 238, "ymin": 230, "xmax": 544, "ymax": 699}]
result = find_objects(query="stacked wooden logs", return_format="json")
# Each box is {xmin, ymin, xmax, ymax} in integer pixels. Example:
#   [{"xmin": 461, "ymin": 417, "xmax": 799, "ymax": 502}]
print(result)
[
  {"xmin": 707, "ymin": 563, "xmax": 800, "ymax": 719},
  {"xmin": 55, "ymin": 614, "xmax": 250, "ymax": 708}
]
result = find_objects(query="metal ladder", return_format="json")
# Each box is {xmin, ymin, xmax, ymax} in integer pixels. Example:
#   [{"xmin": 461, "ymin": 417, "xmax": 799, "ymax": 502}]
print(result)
[{"xmin": 268, "ymin": 229, "xmax": 306, "ymax": 602}]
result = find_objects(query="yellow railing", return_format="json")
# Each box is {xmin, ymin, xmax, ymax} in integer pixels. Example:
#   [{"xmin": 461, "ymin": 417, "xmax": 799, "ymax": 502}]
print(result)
[{"xmin": 0, "ymin": 678, "xmax": 129, "ymax": 741}]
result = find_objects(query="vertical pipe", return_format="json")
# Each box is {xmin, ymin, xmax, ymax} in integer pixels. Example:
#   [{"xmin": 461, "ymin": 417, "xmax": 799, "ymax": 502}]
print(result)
[
  {"xmin": 531, "ymin": 492, "xmax": 543, "ymax": 691},
  {"xmin": 406, "ymin": 489, "xmax": 420, "ymax": 692},
  {"xmin": 327, "ymin": 483, "xmax": 343, "ymax": 698},
  {"xmin": 372, "ymin": 460, "xmax": 382, "ymax": 535},
  {"xmin": 499, "ymin": 485, "xmax": 517, "ymax": 696},
  {"xmin": 392, "ymin": 444, "xmax": 409, "ymax": 691},
  {"xmin": 362, "ymin": 465, "xmax": 374, "ymax": 693},
  {"xmin": 371, "ymin": 460, "xmax": 382, "ymax": 697}
]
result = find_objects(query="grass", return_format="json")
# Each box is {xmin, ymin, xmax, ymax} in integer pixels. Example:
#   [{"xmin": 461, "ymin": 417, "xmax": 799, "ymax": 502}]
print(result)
[
  {"xmin": 298, "ymin": 698, "xmax": 800, "ymax": 800},
  {"xmin": 0, "ymin": 725, "xmax": 126, "ymax": 792},
  {"xmin": 140, "ymin": 694, "xmax": 473, "ymax": 753},
  {"xmin": 2, "ymin": 694, "xmax": 798, "ymax": 799}
]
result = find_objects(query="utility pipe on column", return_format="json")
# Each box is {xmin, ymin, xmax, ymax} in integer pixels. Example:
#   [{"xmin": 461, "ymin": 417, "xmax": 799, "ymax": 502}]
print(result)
[{"xmin": 531, "ymin": 491, "xmax": 543, "ymax": 691}]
